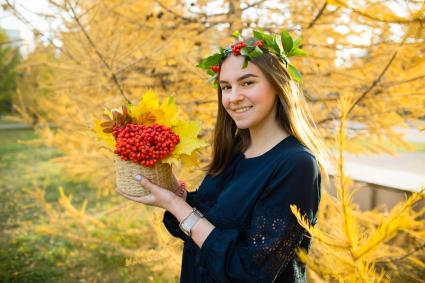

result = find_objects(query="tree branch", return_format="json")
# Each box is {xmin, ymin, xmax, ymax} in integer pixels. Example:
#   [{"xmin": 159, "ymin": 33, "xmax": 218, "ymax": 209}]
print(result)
[
  {"xmin": 68, "ymin": 2, "xmax": 131, "ymax": 103},
  {"xmin": 380, "ymin": 75, "xmax": 425, "ymax": 87},
  {"xmin": 318, "ymin": 38, "xmax": 406, "ymax": 125},
  {"xmin": 306, "ymin": 2, "xmax": 328, "ymax": 29},
  {"xmin": 346, "ymin": 48, "xmax": 399, "ymax": 117}
]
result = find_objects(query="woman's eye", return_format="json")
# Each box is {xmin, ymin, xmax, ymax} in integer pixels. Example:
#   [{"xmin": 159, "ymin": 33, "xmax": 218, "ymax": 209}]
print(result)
[{"xmin": 221, "ymin": 81, "xmax": 253, "ymax": 91}]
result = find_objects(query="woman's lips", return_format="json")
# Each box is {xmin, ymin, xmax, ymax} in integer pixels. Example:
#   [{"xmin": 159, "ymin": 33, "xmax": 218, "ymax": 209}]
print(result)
[{"xmin": 233, "ymin": 106, "xmax": 253, "ymax": 114}]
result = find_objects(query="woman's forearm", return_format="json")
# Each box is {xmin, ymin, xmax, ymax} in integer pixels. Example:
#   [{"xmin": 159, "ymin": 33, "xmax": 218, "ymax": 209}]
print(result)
[{"xmin": 166, "ymin": 196, "xmax": 215, "ymax": 249}]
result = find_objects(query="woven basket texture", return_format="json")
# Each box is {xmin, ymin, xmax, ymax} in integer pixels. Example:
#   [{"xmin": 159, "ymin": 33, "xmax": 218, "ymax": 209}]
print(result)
[{"xmin": 114, "ymin": 155, "xmax": 175, "ymax": 197}]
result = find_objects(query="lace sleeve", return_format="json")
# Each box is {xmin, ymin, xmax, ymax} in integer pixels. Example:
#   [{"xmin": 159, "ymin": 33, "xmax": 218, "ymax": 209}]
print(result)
[
  {"xmin": 162, "ymin": 190, "xmax": 199, "ymax": 241},
  {"xmin": 197, "ymin": 152, "xmax": 321, "ymax": 283}
]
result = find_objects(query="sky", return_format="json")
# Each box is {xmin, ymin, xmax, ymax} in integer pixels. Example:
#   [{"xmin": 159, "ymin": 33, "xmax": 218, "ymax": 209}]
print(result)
[{"xmin": 0, "ymin": 0, "xmax": 55, "ymax": 54}]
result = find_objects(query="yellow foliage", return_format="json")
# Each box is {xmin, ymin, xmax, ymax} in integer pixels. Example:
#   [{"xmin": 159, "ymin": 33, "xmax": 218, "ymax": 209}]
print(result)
[{"xmin": 290, "ymin": 91, "xmax": 425, "ymax": 282}]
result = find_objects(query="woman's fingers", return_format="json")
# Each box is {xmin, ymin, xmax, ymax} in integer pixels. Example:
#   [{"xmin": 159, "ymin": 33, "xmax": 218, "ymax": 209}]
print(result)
[
  {"xmin": 116, "ymin": 174, "xmax": 174, "ymax": 209},
  {"xmin": 116, "ymin": 188, "xmax": 155, "ymax": 204},
  {"xmin": 136, "ymin": 175, "xmax": 161, "ymax": 193}
]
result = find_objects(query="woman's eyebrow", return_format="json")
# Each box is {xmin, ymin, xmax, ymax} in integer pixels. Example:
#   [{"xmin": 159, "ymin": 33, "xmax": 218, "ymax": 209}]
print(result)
[{"xmin": 219, "ymin": 74, "xmax": 259, "ymax": 84}]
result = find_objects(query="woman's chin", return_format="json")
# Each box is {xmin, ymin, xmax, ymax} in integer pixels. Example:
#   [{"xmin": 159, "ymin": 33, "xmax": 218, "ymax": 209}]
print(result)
[{"xmin": 234, "ymin": 122, "xmax": 250, "ymax": 130}]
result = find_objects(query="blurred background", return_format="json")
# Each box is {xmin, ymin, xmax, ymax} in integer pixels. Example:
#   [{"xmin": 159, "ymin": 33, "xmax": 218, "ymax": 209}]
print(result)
[{"xmin": 0, "ymin": 0, "xmax": 424, "ymax": 282}]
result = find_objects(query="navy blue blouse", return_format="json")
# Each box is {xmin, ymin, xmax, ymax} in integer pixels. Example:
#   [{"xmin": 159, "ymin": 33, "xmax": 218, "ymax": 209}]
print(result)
[{"xmin": 163, "ymin": 135, "xmax": 321, "ymax": 282}]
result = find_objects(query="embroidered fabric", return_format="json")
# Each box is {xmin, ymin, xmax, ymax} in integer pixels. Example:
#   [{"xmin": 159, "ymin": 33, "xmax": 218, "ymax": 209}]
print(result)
[
  {"xmin": 243, "ymin": 213, "xmax": 309, "ymax": 282},
  {"xmin": 196, "ymin": 207, "xmax": 314, "ymax": 283}
]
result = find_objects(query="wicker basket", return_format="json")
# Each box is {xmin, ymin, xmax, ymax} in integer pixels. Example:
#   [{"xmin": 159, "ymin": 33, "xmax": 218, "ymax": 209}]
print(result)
[{"xmin": 114, "ymin": 155, "xmax": 176, "ymax": 197}]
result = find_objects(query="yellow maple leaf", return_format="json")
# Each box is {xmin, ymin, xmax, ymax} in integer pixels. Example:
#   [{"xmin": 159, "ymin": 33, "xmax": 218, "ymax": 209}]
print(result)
[
  {"xmin": 180, "ymin": 150, "xmax": 201, "ymax": 167},
  {"xmin": 127, "ymin": 103, "xmax": 140, "ymax": 119},
  {"xmin": 151, "ymin": 109, "xmax": 166, "ymax": 125},
  {"xmin": 94, "ymin": 119, "xmax": 115, "ymax": 149},
  {"xmin": 161, "ymin": 155, "xmax": 181, "ymax": 168},
  {"xmin": 127, "ymin": 90, "xmax": 178, "ymax": 127},
  {"xmin": 162, "ymin": 150, "xmax": 202, "ymax": 168},
  {"xmin": 127, "ymin": 89, "xmax": 159, "ymax": 118},
  {"xmin": 135, "ymin": 111, "xmax": 157, "ymax": 125},
  {"xmin": 171, "ymin": 120, "xmax": 208, "ymax": 156},
  {"xmin": 159, "ymin": 96, "xmax": 177, "ymax": 127},
  {"xmin": 140, "ymin": 89, "xmax": 159, "ymax": 112}
]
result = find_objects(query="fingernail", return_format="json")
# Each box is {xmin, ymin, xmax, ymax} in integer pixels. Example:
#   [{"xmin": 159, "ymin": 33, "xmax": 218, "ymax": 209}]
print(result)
[{"xmin": 134, "ymin": 175, "xmax": 142, "ymax": 182}]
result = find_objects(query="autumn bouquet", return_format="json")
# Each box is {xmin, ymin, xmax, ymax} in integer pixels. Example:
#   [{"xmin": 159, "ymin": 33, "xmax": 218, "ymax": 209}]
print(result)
[{"xmin": 95, "ymin": 90, "xmax": 208, "ymax": 197}]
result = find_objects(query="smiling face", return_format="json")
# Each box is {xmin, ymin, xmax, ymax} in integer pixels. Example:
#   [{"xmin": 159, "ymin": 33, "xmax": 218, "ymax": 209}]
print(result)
[{"xmin": 218, "ymin": 54, "xmax": 278, "ymax": 131}]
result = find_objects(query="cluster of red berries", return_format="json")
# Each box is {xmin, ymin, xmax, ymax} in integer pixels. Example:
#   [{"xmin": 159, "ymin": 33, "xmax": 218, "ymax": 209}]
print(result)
[
  {"xmin": 210, "ymin": 65, "xmax": 220, "ymax": 73},
  {"xmin": 231, "ymin": 41, "xmax": 247, "ymax": 55},
  {"xmin": 230, "ymin": 40, "xmax": 264, "ymax": 56},
  {"xmin": 113, "ymin": 123, "xmax": 180, "ymax": 167},
  {"xmin": 253, "ymin": 40, "xmax": 263, "ymax": 48}
]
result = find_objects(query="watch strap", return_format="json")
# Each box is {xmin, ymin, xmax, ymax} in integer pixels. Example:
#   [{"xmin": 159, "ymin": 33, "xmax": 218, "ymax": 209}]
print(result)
[{"xmin": 179, "ymin": 208, "xmax": 204, "ymax": 237}]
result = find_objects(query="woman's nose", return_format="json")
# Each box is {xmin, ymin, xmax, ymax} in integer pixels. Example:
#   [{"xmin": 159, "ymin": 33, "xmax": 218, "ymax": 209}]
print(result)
[{"xmin": 229, "ymin": 87, "xmax": 243, "ymax": 102}]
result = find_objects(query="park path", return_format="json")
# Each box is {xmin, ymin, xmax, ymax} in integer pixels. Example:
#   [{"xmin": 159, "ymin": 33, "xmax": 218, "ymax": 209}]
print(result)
[{"xmin": 329, "ymin": 126, "xmax": 425, "ymax": 192}]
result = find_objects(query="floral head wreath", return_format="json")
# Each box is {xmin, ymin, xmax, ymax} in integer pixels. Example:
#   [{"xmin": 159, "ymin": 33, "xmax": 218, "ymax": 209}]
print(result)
[{"xmin": 196, "ymin": 29, "xmax": 307, "ymax": 88}]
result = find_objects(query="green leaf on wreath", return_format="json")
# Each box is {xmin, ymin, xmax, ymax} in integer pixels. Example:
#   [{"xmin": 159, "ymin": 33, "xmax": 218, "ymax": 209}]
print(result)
[
  {"xmin": 281, "ymin": 31, "xmax": 293, "ymax": 53},
  {"xmin": 288, "ymin": 63, "xmax": 302, "ymax": 82}
]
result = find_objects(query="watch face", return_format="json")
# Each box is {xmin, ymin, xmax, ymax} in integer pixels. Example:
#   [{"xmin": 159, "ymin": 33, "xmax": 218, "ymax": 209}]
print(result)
[{"xmin": 180, "ymin": 208, "xmax": 203, "ymax": 237}]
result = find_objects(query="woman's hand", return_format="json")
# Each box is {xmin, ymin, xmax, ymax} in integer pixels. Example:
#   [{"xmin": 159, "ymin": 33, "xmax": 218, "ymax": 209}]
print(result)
[{"xmin": 116, "ymin": 175, "xmax": 179, "ymax": 210}]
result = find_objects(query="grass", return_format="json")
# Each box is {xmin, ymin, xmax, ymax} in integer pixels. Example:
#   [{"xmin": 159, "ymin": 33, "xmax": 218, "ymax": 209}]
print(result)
[
  {"xmin": 0, "ymin": 126, "xmax": 93, "ymax": 282},
  {"xmin": 0, "ymin": 124, "xmax": 163, "ymax": 282}
]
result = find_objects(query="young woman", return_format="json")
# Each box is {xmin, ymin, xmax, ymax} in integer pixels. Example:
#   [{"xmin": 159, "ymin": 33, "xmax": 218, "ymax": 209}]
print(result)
[{"xmin": 117, "ymin": 31, "xmax": 328, "ymax": 283}]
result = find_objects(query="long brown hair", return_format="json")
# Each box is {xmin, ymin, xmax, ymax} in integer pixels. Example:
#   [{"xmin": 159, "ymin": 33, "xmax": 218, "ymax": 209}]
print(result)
[{"xmin": 204, "ymin": 48, "xmax": 329, "ymax": 184}]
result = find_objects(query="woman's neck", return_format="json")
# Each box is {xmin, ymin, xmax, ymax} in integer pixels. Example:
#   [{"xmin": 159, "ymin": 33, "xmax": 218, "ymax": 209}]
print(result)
[{"xmin": 244, "ymin": 122, "xmax": 290, "ymax": 158}]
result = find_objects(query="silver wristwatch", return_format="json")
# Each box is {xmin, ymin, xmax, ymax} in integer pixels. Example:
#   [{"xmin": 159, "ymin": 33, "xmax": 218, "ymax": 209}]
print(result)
[{"xmin": 179, "ymin": 208, "xmax": 204, "ymax": 237}]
